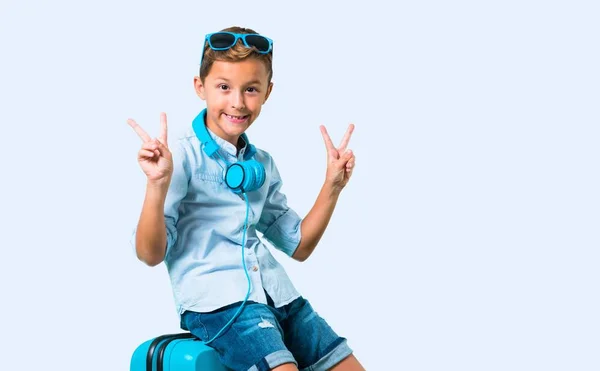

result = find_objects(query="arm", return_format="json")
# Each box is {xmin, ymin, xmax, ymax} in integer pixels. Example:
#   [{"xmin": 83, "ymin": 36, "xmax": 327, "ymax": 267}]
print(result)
[
  {"xmin": 256, "ymin": 125, "xmax": 355, "ymax": 262},
  {"xmin": 256, "ymin": 158, "xmax": 303, "ymax": 259},
  {"xmin": 128, "ymin": 113, "xmax": 187, "ymax": 267},
  {"xmin": 135, "ymin": 153, "xmax": 189, "ymax": 266},
  {"xmin": 292, "ymin": 124, "xmax": 356, "ymax": 262},
  {"xmin": 135, "ymin": 182, "xmax": 170, "ymax": 266},
  {"xmin": 292, "ymin": 182, "xmax": 340, "ymax": 262}
]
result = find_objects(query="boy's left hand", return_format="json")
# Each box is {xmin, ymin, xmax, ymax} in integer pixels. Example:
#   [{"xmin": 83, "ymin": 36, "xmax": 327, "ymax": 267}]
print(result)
[{"xmin": 320, "ymin": 124, "xmax": 356, "ymax": 192}]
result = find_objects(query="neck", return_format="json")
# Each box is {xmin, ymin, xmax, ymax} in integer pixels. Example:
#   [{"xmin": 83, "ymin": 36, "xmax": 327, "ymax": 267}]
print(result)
[{"xmin": 205, "ymin": 116, "xmax": 240, "ymax": 147}]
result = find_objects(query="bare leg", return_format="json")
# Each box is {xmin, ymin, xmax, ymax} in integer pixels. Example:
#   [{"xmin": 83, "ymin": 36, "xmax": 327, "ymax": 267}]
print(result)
[{"xmin": 330, "ymin": 354, "xmax": 366, "ymax": 371}]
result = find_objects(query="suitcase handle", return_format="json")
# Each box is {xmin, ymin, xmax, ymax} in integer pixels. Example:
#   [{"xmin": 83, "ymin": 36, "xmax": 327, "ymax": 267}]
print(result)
[{"xmin": 146, "ymin": 332, "xmax": 197, "ymax": 371}]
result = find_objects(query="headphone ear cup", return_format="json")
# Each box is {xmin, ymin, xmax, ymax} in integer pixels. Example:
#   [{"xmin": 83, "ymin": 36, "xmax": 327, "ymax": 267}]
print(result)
[
  {"xmin": 225, "ymin": 160, "xmax": 265, "ymax": 193},
  {"xmin": 246, "ymin": 160, "xmax": 265, "ymax": 191},
  {"xmin": 225, "ymin": 163, "xmax": 245, "ymax": 193}
]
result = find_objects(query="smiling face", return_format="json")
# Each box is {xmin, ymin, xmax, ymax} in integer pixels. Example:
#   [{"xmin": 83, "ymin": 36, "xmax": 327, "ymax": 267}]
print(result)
[{"xmin": 194, "ymin": 58, "xmax": 273, "ymax": 147}]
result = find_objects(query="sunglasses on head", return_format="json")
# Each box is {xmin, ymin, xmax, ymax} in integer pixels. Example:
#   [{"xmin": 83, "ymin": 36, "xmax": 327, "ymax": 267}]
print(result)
[{"xmin": 199, "ymin": 31, "xmax": 273, "ymax": 68}]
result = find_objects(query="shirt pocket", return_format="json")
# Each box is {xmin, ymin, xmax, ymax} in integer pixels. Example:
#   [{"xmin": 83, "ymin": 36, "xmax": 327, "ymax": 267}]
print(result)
[{"xmin": 193, "ymin": 169, "xmax": 225, "ymax": 192}]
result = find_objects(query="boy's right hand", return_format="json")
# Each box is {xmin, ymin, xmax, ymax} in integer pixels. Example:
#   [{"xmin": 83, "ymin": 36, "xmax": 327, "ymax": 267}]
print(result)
[{"xmin": 127, "ymin": 112, "xmax": 173, "ymax": 187}]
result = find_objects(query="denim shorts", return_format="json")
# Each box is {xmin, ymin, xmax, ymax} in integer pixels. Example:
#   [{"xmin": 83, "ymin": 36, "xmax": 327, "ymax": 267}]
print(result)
[{"xmin": 181, "ymin": 294, "xmax": 353, "ymax": 371}]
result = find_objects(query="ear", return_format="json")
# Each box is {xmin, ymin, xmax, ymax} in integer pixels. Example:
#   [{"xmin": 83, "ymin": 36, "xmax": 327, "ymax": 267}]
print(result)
[
  {"xmin": 194, "ymin": 76, "xmax": 206, "ymax": 100},
  {"xmin": 263, "ymin": 81, "xmax": 274, "ymax": 104}
]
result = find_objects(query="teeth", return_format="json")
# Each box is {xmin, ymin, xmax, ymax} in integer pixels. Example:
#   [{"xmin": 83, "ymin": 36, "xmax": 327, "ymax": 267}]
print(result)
[{"xmin": 226, "ymin": 114, "xmax": 246, "ymax": 119}]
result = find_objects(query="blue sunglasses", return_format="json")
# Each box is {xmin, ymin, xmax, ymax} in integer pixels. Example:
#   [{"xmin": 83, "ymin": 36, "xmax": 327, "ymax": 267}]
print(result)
[{"xmin": 199, "ymin": 32, "xmax": 273, "ymax": 67}]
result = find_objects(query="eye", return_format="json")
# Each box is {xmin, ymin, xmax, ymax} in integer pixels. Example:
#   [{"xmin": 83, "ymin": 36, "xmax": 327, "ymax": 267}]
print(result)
[
  {"xmin": 218, "ymin": 84, "xmax": 229, "ymax": 90},
  {"xmin": 246, "ymin": 87, "xmax": 258, "ymax": 93}
]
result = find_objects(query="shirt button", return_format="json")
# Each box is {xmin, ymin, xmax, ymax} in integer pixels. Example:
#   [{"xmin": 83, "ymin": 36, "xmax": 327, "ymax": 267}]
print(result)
[{"xmin": 252, "ymin": 266, "xmax": 259, "ymax": 272}]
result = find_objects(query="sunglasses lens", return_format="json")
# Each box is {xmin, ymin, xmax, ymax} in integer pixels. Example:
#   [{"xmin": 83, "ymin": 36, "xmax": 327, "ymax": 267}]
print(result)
[
  {"xmin": 245, "ymin": 35, "xmax": 271, "ymax": 52},
  {"xmin": 209, "ymin": 33, "xmax": 236, "ymax": 49}
]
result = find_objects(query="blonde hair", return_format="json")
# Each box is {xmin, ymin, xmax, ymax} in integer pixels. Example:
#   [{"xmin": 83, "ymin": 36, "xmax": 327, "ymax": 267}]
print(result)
[{"xmin": 199, "ymin": 26, "xmax": 273, "ymax": 83}]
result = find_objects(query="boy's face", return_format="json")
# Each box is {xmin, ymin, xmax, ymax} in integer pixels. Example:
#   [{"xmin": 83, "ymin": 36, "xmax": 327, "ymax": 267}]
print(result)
[{"xmin": 194, "ymin": 58, "xmax": 273, "ymax": 147}]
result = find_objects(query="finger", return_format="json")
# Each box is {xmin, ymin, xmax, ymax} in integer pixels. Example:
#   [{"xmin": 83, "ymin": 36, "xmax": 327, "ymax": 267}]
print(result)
[
  {"xmin": 319, "ymin": 125, "xmax": 337, "ymax": 156},
  {"xmin": 159, "ymin": 112, "xmax": 168, "ymax": 146},
  {"xmin": 128, "ymin": 119, "xmax": 152, "ymax": 142},
  {"xmin": 141, "ymin": 140, "xmax": 160, "ymax": 152},
  {"xmin": 155, "ymin": 138, "xmax": 172, "ymax": 160},
  {"xmin": 337, "ymin": 124, "xmax": 355, "ymax": 152},
  {"xmin": 138, "ymin": 149, "xmax": 156, "ymax": 160},
  {"xmin": 141, "ymin": 139, "xmax": 168, "ymax": 161},
  {"xmin": 345, "ymin": 154, "xmax": 355, "ymax": 175},
  {"xmin": 345, "ymin": 166, "xmax": 354, "ymax": 180},
  {"xmin": 335, "ymin": 150, "xmax": 353, "ymax": 169}
]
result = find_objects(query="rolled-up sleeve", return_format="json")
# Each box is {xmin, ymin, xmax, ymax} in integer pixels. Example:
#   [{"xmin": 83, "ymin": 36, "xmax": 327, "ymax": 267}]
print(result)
[
  {"xmin": 257, "ymin": 157, "xmax": 302, "ymax": 257},
  {"xmin": 130, "ymin": 141, "xmax": 190, "ymax": 258}
]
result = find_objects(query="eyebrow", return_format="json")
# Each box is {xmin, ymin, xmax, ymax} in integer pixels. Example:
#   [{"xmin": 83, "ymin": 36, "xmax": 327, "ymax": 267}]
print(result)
[{"xmin": 214, "ymin": 77, "xmax": 263, "ymax": 85}]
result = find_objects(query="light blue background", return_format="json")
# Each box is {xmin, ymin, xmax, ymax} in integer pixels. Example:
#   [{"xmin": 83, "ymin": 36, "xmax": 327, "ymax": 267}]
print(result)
[{"xmin": 1, "ymin": 0, "xmax": 598, "ymax": 370}]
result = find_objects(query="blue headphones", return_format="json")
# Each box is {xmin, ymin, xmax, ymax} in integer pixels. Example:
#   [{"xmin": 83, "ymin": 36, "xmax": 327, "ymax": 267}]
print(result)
[{"xmin": 192, "ymin": 109, "xmax": 265, "ymax": 194}]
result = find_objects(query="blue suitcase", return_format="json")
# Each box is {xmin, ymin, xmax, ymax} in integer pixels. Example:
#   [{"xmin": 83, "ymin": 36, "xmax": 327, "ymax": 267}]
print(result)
[{"xmin": 130, "ymin": 332, "xmax": 230, "ymax": 371}]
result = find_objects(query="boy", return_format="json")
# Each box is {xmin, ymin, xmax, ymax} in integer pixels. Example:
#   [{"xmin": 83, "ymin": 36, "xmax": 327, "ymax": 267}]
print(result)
[{"xmin": 128, "ymin": 26, "xmax": 364, "ymax": 371}]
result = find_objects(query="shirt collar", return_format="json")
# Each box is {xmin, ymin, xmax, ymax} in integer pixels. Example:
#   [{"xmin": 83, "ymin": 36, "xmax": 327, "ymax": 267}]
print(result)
[{"xmin": 204, "ymin": 126, "xmax": 247, "ymax": 158}]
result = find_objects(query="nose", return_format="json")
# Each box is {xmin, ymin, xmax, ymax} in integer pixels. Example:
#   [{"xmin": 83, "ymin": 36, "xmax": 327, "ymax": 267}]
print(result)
[{"xmin": 230, "ymin": 90, "xmax": 245, "ymax": 111}]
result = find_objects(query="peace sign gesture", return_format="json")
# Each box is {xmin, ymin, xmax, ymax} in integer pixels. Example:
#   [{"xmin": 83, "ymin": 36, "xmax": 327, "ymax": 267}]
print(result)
[
  {"xmin": 320, "ymin": 124, "xmax": 356, "ymax": 191},
  {"xmin": 127, "ymin": 113, "xmax": 173, "ymax": 186}
]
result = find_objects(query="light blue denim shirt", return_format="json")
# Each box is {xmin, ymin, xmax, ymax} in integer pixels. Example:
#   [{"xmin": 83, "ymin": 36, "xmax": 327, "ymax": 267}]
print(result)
[{"xmin": 131, "ymin": 124, "xmax": 303, "ymax": 319}]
